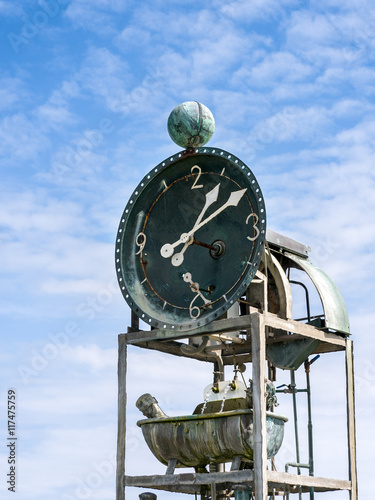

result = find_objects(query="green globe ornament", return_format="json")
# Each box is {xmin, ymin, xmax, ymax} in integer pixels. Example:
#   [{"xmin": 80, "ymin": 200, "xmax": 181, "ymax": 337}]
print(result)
[{"xmin": 167, "ymin": 101, "xmax": 215, "ymax": 148}]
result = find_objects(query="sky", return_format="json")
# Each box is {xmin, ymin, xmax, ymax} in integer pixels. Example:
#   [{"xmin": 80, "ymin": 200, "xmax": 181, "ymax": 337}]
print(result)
[{"xmin": 0, "ymin": 0, "xmax": 375, "ymax": 499}]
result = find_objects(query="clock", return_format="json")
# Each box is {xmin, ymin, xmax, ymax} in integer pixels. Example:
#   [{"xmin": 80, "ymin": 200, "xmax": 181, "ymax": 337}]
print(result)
[{"xmin": 115, "ymin": 147, "xmax": 266, "ymax": 332}]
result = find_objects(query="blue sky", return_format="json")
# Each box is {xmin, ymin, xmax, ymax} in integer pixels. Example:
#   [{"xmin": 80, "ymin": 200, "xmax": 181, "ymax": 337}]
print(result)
[{"xmin": 0, "ymin": 0, "xmax": 375, "ymax": 498}]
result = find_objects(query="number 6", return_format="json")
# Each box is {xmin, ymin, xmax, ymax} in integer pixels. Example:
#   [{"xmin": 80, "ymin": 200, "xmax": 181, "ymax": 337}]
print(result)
[{"xmin": 189, "ymin": 294, "xmax": 201, "ymax": 319}]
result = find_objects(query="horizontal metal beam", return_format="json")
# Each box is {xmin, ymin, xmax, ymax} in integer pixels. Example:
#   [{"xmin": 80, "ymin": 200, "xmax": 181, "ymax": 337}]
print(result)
[
  {"xmin": 125, "ymin": 315, "xmax": 251, "ymax": 343},
  {"xmin": 125, "ymin": 311, "xmax": 347, "ymax": 348},
  {"xmin": 263, "ymin": 312, "xmax": 346, "ymax": 347},
  {"xmin": 125, "ymin": 470, "xmax": 351, "ymax": 494},
  {"xmin": 267, "ymin": 229, "xmax": 310, "ymax": 257},
  {"xmin": 267, "ymin": 470, "xmax": 351, "ymax": 491}
]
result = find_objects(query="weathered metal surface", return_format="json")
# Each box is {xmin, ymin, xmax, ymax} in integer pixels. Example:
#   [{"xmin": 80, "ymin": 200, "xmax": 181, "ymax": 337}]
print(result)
[
  {"xmin": 137, "ymin": 409, "xmax": 287, "ymax": 468},
  {"xmin": 251, "ymin": 311, "xmax": 268, "ymax": 499},
  {"xmin": 167, "ymin": 101, "xmax": 215, "ymax": 148},
  {"xmin": 116, "ymin": 148, "xmax": 266, "ymax": 333},
  {"xmin": 116, "ymin": 336, "xmax": 127, "ymax": 500},
  {"xmin": 346, "ymin": 340, "xmax": 358, "ymax": 499},
  {"xmin": 267, "ymin": 229, "xmax": 310, "ymax": 257},
  {"xmin": 126, "ymin": 310, "xmax": 348, "ymax": 346},
  {"xmin": 125, "ymin": 468, "xmax": 351, "ymax": 494},
  {"xmin": 136, "ymin": 393, "xmax": 167, "ymax": 418},
  {"xmin": 265, "ymin": 249, "xmax": 293, "ymax": 319},
  {"xmin": 267, "ymin": 338, "xmax": 320, "ymax": 370},
  {"xmin": 284, "ymin": 252, "xmax": 350, "ymax": 335}
]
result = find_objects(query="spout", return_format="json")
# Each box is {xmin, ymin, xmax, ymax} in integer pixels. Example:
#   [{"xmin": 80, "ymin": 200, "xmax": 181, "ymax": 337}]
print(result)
[{"xmin": 136, "ymin": 394, "xmax": 168, "ymax": 419}]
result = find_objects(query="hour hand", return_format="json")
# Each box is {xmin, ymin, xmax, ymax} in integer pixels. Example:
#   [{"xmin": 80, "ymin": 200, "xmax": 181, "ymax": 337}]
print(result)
[
  {"xmin": 160, "ymin": 184, "xmax": 220, "ymax": 259},
  {"xmin": 160, "ymin": 185, "xmax": 247, "ymax": 262},
  {"xmin": 160, "ymin": 233, "xmax": 192, "ymax": 259}
]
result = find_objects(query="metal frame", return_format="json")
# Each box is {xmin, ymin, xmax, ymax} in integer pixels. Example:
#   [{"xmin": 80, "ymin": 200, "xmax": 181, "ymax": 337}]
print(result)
[{"xmin": 116, "ymin": 310, "xmax": 357, "ymax": 500}]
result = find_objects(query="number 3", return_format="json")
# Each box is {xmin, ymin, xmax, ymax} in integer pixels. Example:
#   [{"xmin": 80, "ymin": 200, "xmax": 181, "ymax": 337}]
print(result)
[{"xmin": 246, "ymin": 213, "xmax": 260, "ymax": 241}]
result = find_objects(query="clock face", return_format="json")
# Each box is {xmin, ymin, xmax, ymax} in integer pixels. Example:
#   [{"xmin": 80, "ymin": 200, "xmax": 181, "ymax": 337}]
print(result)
[{"xmin": 116, "ymin": 147, "xmax": 266, "ymax": 332}]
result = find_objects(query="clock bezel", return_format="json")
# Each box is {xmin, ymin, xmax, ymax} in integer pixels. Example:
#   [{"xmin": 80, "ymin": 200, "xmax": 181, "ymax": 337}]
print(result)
[{"xmin": 115, "ymin": 147, "xmax": 266, "ymax": 332}]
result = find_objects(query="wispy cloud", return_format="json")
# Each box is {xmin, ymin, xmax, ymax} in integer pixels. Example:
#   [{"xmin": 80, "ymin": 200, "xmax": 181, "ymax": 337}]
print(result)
[
  {"xmin": 62, "ymin": 344, "xmax": 117, "ymax": 370},
  {"xmin": 65, "ymin": 0, "xmax": 129, "ymax": 33},
  {"xmin": 0, "ymin": 113, "xmax": 48, "ymax": 163},
  {"xmin": 221, "ymin": 0, "xmax": 298, "ymax": 21}
]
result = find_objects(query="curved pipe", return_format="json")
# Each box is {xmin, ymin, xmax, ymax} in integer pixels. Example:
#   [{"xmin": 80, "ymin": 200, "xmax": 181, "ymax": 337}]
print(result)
[
  {"xmin": 208, "ymin": 349, "xmax": 224, "ymax": 379},
  {"xmin": 180, "ymin": 335, "xmax": 210, "ymax": 355},
  {"xmin": 179, "ymin": 336, "xmax": 224, "ymax": 378}
]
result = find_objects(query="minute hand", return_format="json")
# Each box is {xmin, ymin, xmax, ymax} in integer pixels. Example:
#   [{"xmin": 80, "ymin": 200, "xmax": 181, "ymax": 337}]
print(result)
[{"xmin": 179, "ymin": 188, "xmax": 247, "ymax": 243}]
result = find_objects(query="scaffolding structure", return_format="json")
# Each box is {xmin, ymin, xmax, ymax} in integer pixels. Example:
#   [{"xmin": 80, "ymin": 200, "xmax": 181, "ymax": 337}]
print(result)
[{"xmin": 116, "ymin": 266, "xmax": 357, "ymax": 499}]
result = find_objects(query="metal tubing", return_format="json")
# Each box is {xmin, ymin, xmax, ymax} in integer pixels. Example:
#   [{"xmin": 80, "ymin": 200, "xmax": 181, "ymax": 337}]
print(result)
[
  {"xmin": 285, "ymin": 462, "xmax": 310, "ymax": 471},
  {"xmin": 305, "ymin": 360, "xmax": 315, "ymax": 500},
  {"xmin": 180, "ymin": 336, "xmax": 210, "ymax": 355},
  {"xmin": 290, "ymin": 370, "xmax": 302, "ymax": 500},
  {"xmin": 289, "ymin": 280, "xmax": 311, "ymax": 322}
]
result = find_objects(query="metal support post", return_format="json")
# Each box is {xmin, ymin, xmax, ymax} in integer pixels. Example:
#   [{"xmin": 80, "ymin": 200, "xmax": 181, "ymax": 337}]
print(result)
[
  {"xmin": 251, "ymin": 312, "xmax": 267, "ymax": 499},
  {"xmin": 116, "ymin": 334, "xmax": 127, "ymax": 500},
  {"xmin": 345, "ymin": 340, "xmax": 358, "ymax": 500},
  {"xmin": 305, "ymin": 356, "xmax": 320, "ymax": 500},
  {"xmin": 289, "ymin": 370, "xmax": 302, "ymax": 500}
]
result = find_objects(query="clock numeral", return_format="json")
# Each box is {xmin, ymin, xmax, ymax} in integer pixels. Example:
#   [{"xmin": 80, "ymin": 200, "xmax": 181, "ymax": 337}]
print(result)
[
  {"xmin": 191, "ymin": 165, "xmax": 204, "ymax": 189},
  {"xmin": 189, "ymin": 297, "xmax": 201, "ymax": 319},
  {"xmin": 246, "ymin": 213, "xmax": 260, "ymax": 242},
  {"xmin": 183, "ymin": 272, "xmax": 211, "ymax": 319},
  {"xmin": 135, "ymin": 231, "xmax": 146, "ymax": 255}
]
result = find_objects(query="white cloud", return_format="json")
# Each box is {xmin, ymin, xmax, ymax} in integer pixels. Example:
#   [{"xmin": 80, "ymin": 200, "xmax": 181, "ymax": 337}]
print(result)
[
  {"xmin": 35, "ymin": 87, "xmax": 77, "ymax": 127},
  {"xmin": 0, "ymin": 187, "xmax": 119, "ymax": 316},
  {"xmin": 241, "ymin": 52, "xmax": 314, "ymax": 87},
  {"xmin": 0, "ymin": 0, "xmax": 24, "ymax": 16},
  {"xmin": 117, "ymin": 26, "xmax": 151, "ymax": 49},
  {"xmin": 0, "ymin": 191, "xmax": 84, "ymax": 235},
  {"xmin": 0, "ymin": 113, "xmax": 48, "ymax": 162},
  {"xmin": 65, "ymin": 0, "xmax": 129, "ymax": 32},
  {"xmin": 0, "ymin": 76, "xmax": 27, "ymax": 111},
  {"xmin": 75, "ymin": 46, "xmax": 134, "ymax": 112},
  {"xmin": 286, "ymin": 10, "xmax": 339, "ymax": 46},
  {"xmin": 221, "ymin": 0, "xmax": 298, "ymax": 21},
  {"xmin": 62, "ymin": 344, "xmax": 117, "ymax": 370}
]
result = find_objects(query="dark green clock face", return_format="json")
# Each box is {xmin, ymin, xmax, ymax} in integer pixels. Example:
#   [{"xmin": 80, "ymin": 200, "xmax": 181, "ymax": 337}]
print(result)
[{"xmin": 116, "ymin": 147, "xmax": 266, "ymax": 332}]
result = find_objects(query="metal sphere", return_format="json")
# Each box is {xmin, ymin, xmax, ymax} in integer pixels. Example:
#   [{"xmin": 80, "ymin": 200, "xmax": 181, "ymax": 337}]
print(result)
[{"xmin": 167, "ymin": 101, "xmax": 215, "ymax": 149}]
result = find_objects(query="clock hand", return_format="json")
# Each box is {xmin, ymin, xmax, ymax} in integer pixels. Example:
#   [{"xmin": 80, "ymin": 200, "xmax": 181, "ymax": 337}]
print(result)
[
  {"xmin": 171, "ymin": 238, "xmax": 219, "ymax": 267},
  {"xmin": 171, "ymin": 237, "xmax": 193, "ymax": 267},
  {"xmin": 193, "ymin": 183, "xmax": 220, "ymax": 227},
  {"xmin": 161, "ymin": 187, "xmax": 247, "ymax": 260},
  {"xmin": 193, "ymin": 188, "xmax": 247, "ymax": 232},
  {"xmin": 183, "ymin": 272, "xmax": 211, "ymax": 306},
  {"xmin": 161, "ymin": 184, "xmax": 220, "ymax": 259}
]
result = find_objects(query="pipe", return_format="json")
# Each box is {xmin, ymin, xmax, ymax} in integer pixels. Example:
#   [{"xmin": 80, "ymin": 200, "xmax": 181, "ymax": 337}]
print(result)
[
  {"xmin": 289, "ymin": 280, "xmax": 311, "ymax": 322},
  {"xmin": 305, "ymin": 356, "xmax": 319, "ymax": 500},
  {"xmin": 290, "ymin": 370, "xmax": 303, "ymax": 500},
  {"xmin": 180, "ymin": 336, "xmax": 210, "ymax": 355}
]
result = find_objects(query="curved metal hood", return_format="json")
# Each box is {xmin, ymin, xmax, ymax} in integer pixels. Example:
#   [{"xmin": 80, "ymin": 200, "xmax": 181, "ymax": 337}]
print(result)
[{"xmin": 284, "ymin": 252, "xmax": 350, "ymax": 335}]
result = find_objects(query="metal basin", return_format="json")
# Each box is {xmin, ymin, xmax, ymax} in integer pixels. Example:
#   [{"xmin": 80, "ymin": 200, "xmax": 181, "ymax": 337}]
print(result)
[{"xmin": 137, "ymin": 409, "xmax": 287, "ymax": 468}]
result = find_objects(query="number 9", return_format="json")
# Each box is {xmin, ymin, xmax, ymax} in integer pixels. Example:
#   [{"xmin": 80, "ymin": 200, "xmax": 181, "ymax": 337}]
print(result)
[{"xmin": 135, "ymin": 232, "xmax": 146, "ymax": 255}]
